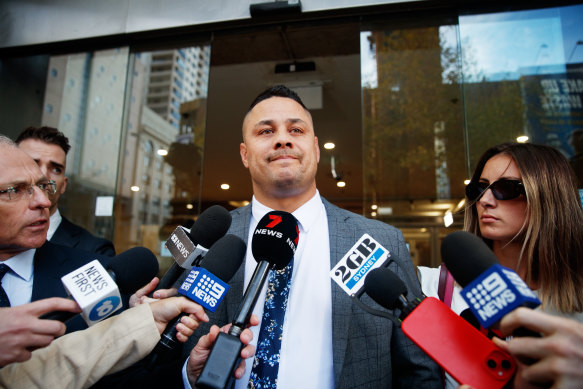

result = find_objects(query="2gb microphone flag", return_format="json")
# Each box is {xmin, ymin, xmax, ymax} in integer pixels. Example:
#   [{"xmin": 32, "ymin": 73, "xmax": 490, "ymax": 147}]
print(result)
[{"xmin": 330, "ymin": 234, "xmax": 391, "ymax": 296}]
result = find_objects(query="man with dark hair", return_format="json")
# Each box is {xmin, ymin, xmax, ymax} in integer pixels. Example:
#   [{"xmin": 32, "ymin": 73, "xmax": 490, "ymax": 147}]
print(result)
[
  {"xmin": 182, "ymin": 85, "xmax": 442, "ymax": 388},
  {"xmin": 16, "ymin": 126, "xmax": 115, "ymax": 256}
]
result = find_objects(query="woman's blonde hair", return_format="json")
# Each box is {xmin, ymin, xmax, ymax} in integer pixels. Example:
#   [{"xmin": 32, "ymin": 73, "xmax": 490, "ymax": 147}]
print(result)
[{"xmin": 464, "ymin": 143, "xmax": 583, "ymax": 312}]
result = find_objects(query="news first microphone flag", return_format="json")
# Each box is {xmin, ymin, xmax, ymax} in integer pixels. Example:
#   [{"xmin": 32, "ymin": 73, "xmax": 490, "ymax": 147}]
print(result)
[{"xmin": 61, "ymin": 260, "xmax": 122, "ymax": 326}]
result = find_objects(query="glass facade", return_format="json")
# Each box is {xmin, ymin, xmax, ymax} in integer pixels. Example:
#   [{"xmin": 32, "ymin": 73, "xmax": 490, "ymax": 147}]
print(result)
[{"xmin": 0, "ymin": 2, "xmax": 581, "ymax": 272}]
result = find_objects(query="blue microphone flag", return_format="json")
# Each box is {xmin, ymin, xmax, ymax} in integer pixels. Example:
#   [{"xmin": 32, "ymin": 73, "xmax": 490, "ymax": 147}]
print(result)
[
  {"xmin": 461, "ymin": 264, "xmax": 540, "ymax": 328},
  {"xmin": 178, "ymin": 267, "xmax": 230, "ymax": 312}
]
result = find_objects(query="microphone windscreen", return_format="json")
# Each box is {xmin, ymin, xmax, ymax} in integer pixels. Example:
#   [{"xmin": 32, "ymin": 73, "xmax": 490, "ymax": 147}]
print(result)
[
  {"xmin": 364, "ymin": 267, "xmax": 407, "ymax": 310},
  {"xmin": 108, "ymin": 246, "xmax": 160, "ymax": 294},
  {"xmin": 441, "ymin": 231, "xmax": 499, "ymax": 287},
  {"xmin": 460, "ymin": 308, "xmax": 481, "ymax": 330},
  {"xmin": 188, "ymin": 205, "xmax": 232, "ymax": 248},
  {"xmin": 199, "ymin": 234, "xmax": 246, "ymax": 282},
  {"xmin": 251, "ymin": 211, "xmax": 298, "ymax": 270}
]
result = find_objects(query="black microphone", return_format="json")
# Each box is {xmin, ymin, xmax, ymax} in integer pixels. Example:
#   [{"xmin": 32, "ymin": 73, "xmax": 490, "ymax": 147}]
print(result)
[
  {"xmin": 363, "ymin": 267, "xmax": 516, "ymax": 389},
  {"xmin": 441, "ymin": 231, "xmax": 541, "ymax": 336},
  {"xmin": 40, "ymin": 246, "xmax": 160, "ymax": 323},
  {"xmin": 154, "ymin": 234, "xmax": 247, "ymax": 354},
  {"xmin": 155, "ymin": 205, "xmax": 232, "ymax": 291},
  {"xmin": 196, "ymin": 210, "xmax": 299, "ymax": 389}
]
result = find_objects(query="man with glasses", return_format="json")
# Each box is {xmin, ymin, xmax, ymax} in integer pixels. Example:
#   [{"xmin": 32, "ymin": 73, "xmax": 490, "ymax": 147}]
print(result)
[
  {"xmin": 16, "ymin": 126, "xmax": 115, "ymax": 256},
  {"xmin": 0, "ymin": 135, "xmax": 113, "ymax": 333}
]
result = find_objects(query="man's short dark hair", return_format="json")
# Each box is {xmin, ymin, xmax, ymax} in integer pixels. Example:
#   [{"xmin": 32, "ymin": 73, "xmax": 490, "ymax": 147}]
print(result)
[
  {"xmin": 16, "ymin": 126, "xmax": 71, "ymax": 154},
  {"xmin": 248, "ymin": 85, "xmax": 308, "ymax": 112}
]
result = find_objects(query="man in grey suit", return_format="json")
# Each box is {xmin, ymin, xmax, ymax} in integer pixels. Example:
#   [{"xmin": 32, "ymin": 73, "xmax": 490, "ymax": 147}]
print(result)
[
  {"xmin": 183, "ymin": 85, "xmax": 441, "ymax": 388},
  {"xmin": 16, "ymin": 126, "xmax": 115, "ymax": 256}
]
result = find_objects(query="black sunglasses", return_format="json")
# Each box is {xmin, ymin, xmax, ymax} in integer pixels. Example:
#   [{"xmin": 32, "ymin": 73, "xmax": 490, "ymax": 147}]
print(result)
[{"xmin": 465, "ymin": 179, "xmax": 526, "ymax": 201}]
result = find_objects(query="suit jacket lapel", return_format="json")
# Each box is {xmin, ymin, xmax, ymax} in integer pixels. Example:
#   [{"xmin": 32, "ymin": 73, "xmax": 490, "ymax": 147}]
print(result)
[
  {"xmin": 31, "ymin": 241, "xmax": 70, "ymax": 301},
  {"xmin": 225, "ymin": 205, "xmax": 251, "ymax": 320},
  {"xmin": 323, "ymin": 199, "xmax": 357, "ymax": 384},
  {"xmin": 228, "ymin": 200, "xmax": 356, "ymax": 384},
  {"xmin": 52, "ymin": 217, "xmax": 81, "ymax": 247}
]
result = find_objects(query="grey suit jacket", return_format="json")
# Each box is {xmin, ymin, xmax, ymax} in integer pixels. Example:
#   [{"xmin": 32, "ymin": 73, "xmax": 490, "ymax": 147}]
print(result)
[{"xmin": 184, "ymin": 198, "xmax": 441, "ymax": 388}]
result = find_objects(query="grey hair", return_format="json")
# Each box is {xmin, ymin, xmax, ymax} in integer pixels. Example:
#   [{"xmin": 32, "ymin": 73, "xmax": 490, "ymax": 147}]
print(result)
[{"xmin": 0, "ymin": 135, "xmax": 16, "ymax": 147}]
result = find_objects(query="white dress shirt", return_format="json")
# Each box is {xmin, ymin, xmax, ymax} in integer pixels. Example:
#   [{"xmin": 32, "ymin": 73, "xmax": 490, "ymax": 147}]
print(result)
[
  {"xmin": 47, "ymin": 209, "xmax": 63, "ymax": 241},
  {"xmin": 1, "ymin": 249, "xmax": 36, "ymax": 306},
  {"xmin": 236, "ymin": 191, "xmax": 334, "ymax": 389},
  {"xmin": 182, "ymin": 191, "xmax": 334, "ymax": 389}
]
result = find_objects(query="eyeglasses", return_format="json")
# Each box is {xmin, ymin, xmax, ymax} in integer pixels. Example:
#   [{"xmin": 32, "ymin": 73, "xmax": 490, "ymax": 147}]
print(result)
[
  {"xmin": 0, "ymin": 180, "xmax": 57, "ymax": 201},
  {"xmin": 465, "ymin": 179, "xmax": 526, "ymax": 201}
]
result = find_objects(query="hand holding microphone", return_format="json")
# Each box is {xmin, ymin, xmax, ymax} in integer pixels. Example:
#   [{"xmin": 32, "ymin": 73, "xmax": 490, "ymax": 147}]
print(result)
[
  {"xmin": 491, "ymin": 308, "xmax": 583, "ymax": 388},
  {"xmin": 39, "ymin": 246, "xmax": 160, "ymax": 325},
  {"xmin": 187, "ymin": 315, "xmax": 259, "ymax": 383},
  {"xmin": 194, "ymin": 210, "xmax": 299, "ymax": 389},
  {"xmin": 155, "ymin": 205, "xmax": 232, "ymax": 292},
  {"xmin": 0, "ymin": 297, "xmax": 81, "ymax": 366},
  {"xmin": 441, "ymin": 231, "xmax": 541, "ymax": 337},
  {"xmin": 363, "ymin": 267, "xmax": 516, "ymax": 389},
  {"xmin": 155, "ymin": 234, "xmax": 247, "ymax": 353}
]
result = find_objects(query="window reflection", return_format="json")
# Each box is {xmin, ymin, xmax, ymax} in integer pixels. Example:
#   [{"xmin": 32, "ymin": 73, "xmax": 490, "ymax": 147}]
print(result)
[
  {"xmin": 361, "ymin": 23, "xmax": 466, "ymax": 266},
  {"xmin": 460, "ymin": 4, "xmax": 583, "ymax": 186}
]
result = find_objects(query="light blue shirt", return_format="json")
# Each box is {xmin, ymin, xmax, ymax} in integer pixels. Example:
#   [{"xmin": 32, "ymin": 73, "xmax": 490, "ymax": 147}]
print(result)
[{"xmin": 1, "ymin": 249, "xmax": 36, "ymax": 306}]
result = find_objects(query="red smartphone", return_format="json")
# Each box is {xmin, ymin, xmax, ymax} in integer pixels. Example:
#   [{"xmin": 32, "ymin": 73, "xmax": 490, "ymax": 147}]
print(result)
[{"xmin": 401, "ymin": 297, "xmax": 516, "ymax": 389}]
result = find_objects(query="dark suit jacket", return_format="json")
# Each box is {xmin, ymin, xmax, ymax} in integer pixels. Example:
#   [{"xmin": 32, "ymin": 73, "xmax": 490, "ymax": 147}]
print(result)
[
  {"xmin": 31, "ymin": 240, "xmax": 114, "ymax": 334},
  {"xmin": 51, "ymin": 216, "xmax": 116, "ymax": 257},
  {"xmin": 183, "ymin": 198, "xmax": 442, "ymax": 388}
]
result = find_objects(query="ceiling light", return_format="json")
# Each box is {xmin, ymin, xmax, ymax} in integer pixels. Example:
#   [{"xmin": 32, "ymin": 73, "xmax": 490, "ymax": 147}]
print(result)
[
  {"xmin": 130, "ymin": 186, "xmax": 140, "ymax": 192},
  {"xmin": 157, "ymin": 149, "xmax": 168, "ymax": 156},
  {"xmin": 371, "ymin": 204, "xmax": 378, "ymax": 210},
  {"xmin": 464, "ymin": 179, "xmax": 471, "ymax": 185},
  {"xmin": 371, "ymin": 211, "xmax": 377, "ymax": 217},
  {"xmin": 220, "ymin": 183, "xmax": 230, "ymax": 190},
  {"xmin": 337, "ymin": 180, "xmax": 346, "ymax": 188},
  {"xmin": 443, "ymin": 211, "xmax": 453, "ymax": 227},
  {"xmin": 378, "ymin": 207, "xmax": 393, "ymax": 215},
  {"xmin": 456, "ymin": 199, "xmax": 466, "ymax": 211},
  {"xmin": 516, "ymin": 135, "xmax": 529, "ymax": 143},
  {"xmin": 186, "ymin": 203, "xmax": 194, "ymax": 209},
  {"xmin": 324, "ymin": 142, "xmax": 335, "ymax": 150}
]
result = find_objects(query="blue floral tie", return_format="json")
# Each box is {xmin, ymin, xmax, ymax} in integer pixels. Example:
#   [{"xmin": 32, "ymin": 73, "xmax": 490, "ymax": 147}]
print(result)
[
  {"xmin": 248, "ymin": 259, "xmax": 294, "ymax": 389},
  {"xmin": 0, "ymin": 264, "xmax": 12, "ymax": 307}
]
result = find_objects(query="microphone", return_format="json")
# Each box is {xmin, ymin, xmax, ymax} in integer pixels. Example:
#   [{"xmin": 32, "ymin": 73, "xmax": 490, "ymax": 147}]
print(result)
[
  {"xmin": 155, "ymin": 234, "xmax": 247, "ymax": 353},
  {"xmin": 40, "ymin": 246, "xmax": 160, "ymax": 324},
  {"xmin": 196, "ymin": 210, "xmax": 299, "ymax": 389},
  {"xmin": 364, "ymin": 267, "xmax": 516, "ymax": 389},
  {"xmin": 441, "ymin": 231, "xmax": 541, "ymax": 330},
  {"xmin": 156, "ymin": 205, "xmax": 232, "ymax": 291}
]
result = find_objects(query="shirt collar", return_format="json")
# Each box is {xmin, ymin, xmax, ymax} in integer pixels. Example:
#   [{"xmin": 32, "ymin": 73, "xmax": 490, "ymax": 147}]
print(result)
[
  {"xmin": 3, "ymin": 248, "xmax": 36, "ymax": 282},
  {"xmin": 251, "ymin": 190, "xmax": 323, "ymax": 233},
  {"xmin": 47, "ymin": 209, "xmax": 62, "ymax": 241}
]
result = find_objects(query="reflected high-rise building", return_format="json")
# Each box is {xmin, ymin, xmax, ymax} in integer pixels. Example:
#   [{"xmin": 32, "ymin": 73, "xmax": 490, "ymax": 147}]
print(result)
[{"xmin": 146, "ymin": 47, "xmax": 210, "ymax": 129}]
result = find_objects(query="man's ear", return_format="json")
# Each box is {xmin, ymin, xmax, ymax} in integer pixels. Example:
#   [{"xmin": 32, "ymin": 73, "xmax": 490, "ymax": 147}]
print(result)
[
  {"xmin": 315, "ymin": 136, "xmax": 320, "ymax": 163},
  {"xmin": 61, "ymin": 176, "xmax": 68, "ymax": 194},
  {"xmin": 240, "ymin": 143, "xmax": 249, "ymax": 168}
]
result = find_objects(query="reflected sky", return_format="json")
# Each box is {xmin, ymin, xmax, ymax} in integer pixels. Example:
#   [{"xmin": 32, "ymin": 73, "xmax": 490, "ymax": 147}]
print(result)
[{"xmin": 360, "ymin": 4, "xmax": 583, "ymax": 85}]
